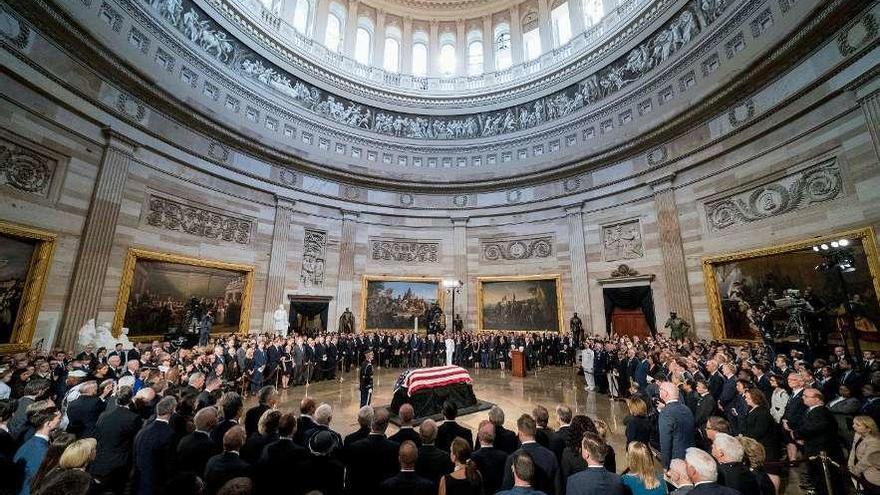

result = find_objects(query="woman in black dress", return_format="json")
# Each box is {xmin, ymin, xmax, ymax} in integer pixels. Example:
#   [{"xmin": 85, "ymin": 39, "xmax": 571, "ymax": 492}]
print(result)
[
  {"xmin": 439, "ymin": 437, "xmax": 483, "ymax": 495},
  {"xmin": 624, "ymin": 397, "xmax": 653, "ymax": 447}
]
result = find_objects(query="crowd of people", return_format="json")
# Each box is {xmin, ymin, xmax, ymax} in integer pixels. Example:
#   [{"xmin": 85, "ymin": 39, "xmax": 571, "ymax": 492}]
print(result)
[{"xmin": 1, "ymin": 328, "xmax": 879, "ymax": 495}]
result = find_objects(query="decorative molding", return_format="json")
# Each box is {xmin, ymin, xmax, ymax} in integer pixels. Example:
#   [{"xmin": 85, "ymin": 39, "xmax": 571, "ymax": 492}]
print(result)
[
  {"xmin": 704, "ymin": 158, "xmax": 843, "ymax": 232},
  {"xmin": 115, "ymin": 91, "xmax": 147, "ymax": 123},
  {"xmin": 611, "ymin": 264, "xmax": 640, "ymax": 277},
  {"xmin": 370, "ymin": 239, "xmax": 440, "ymax": 263},
  {"xmin": 602, "ymin": 219, "xmax": 645, "ymax": 261},
  {"xmin": 837, "ymin": 13, "xmax": 878, "ymax": 57},
  {"xmin": 399, "ymin": 193, "xmax": 414, "ymax": 206},
  {"xmin": 144, "ymin": 193, "xmax": 253, "ymax": 244},
  {"xmin": 727, "ymin": 98, "xmax": 755, "ymax": 127},
  {"xmin": 0, "ymin": 4, "xmax": 31, "ymax": 50},
  {"xmin": 0, "ymin": 136, "xmax": 56, "ymax": 197},
  {"xmin": 207, "ymin": 141, "xmax": 229, "ymax": 161},
  {"xmin": 563, "ymin": 177, "xmax": 582, "ymax": 192},
  {"xmin": 279, "ymin": 168, "xmax": 297, "ymax": 185},
  {"xmin": 647, "ymin": 146, "xmax": 668, "ymax": 166},
  {"xmin": 300, "ymin": 228, "xmax": 327, "ymax": 288},
  {"xmin": 99, "ymin": 1, "xmax": 123, "ymax": 32},
  {"xmin": 481, "ymin": 236, "xmax": 554, "ymax": 262}
]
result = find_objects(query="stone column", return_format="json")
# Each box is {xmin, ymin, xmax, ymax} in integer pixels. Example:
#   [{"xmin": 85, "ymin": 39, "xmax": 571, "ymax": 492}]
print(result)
[
  {"xmin": 313, "ymin": 0, "xmax": 331, "ymax": 44},
  {"xmin": 509, "ymin": 4, "xmax": 524, "ymax": 65},
  {"xmin": 451, "ymin": 217, "xmax": 469, "ymax": 325},
  {"xmin": 482, "ymin": 16, "xmax": 495, "ymax": 73},
  {"xmin": 59, "ymin": 128, "xmax": 135, "ymax": 350},
  {"xmin": 568, "ymin": 0, "xmax": 586, "ymax": 35},
  {"xmin": 262, "ymin": 197, "xmax": 296, "ymax": 333},
  {"xmin": 565, "ymin": 204, "xmax": 593, "ymax": 334},
  {"xmin": 456, "ymin": 19, "xmax": 467, "ymax": 76},
  {"xmin": 537, "ymin": 0, "xmax": 553, "ymax": 50},
  {"xmin": 429, "ymin": 20, "xmax": 440, "ymax": 76},
  {"xmin": 334, "ymin": 210, "xmax": 359, "ymax": 328},
  {"xmin": 342, "ymin": 0, "xmax": 359, "ymax": 57},
  {"xmin": 860, "ymin": 91, "xmax": 880, "ymax": 160},
  {"xmin": 373, "ymin": 10, "xmax": 386, "ymax": 69},
  {"xmin": 402, "ymin": 16, "xmax": 413, "ymax": 73},
  {"xmin": 650, "ymin": 175, "xmax": 695, "ymax": 334}
]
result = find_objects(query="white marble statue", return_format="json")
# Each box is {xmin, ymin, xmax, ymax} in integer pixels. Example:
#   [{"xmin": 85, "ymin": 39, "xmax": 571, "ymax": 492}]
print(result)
[
  {"xmin": 76, "ymin": 318, "xmax": 134, "ymax": 351},
  {"xmin": 273, "ymin": 304, "xmax": 289, "ymax": 336}
]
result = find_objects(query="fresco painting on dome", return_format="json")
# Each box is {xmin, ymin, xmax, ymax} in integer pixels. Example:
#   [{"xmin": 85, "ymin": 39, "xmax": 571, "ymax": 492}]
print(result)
[
  {"xmin": 0, "ymin": 234, "xmax": 37, "ymax": 344},
  {"xmin": 703, "ymin": 228, "xmax": 880, "ymax": 343},
  {"xmin": 478, "ymin": 276, "xmax": 563, "ymax": 332},
  {"xmin": 363, "ymin": 278, "xmax": 441, "ymax": 331},
  {"xmin": 122, "ymin": 260, "xmax": 247, "ymax": 337}
]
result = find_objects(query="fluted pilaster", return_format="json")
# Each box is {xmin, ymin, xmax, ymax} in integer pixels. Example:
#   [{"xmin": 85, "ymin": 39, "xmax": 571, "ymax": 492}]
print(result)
[
  {"xmin": 59, "ymin": 128, "xmax": 135, "ymax": 350},
  {"xmin": 334, "ymin": 210, "xmax": 359, "ymax": 329},
  {"xmin": 262, "ymin": 196, "xmax": 296, "ymax": 333},
  {"xmin": 452, "ymin": 217, "xmax": 469, "ymax": 325},
  {"xmin": 482, "ymin": 16, "xmax": 495, "ymax": 73},
  {"xmin": 650, "ymin": 175, "xmax": 695, "ymax": 335},
  {"xmin": 509, "ymin": 4, "xmax": 524, "ymax": 65},
  {"xmin": 860, "ymin": 91, "xmax": 880, "ymax": 161},
  {"xmin": 565, "ymin": 204, "xmax": 592, "ymax": 334}
]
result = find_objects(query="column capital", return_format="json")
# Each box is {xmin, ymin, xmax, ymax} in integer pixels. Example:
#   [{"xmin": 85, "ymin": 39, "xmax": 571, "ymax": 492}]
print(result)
[
  {"xmin": 101, "ymin": 127, "xmax": 138, "ymax": 155},
  {"xmin": 274, "ymin": 194, "xmax": 297, "ymax": 211},
  {"xmin": 340, "ymin": 209, "xmax": 360, "ymax": 221},
  {"xmin": 451, "ymin": 216, "xmax": 470, "ymax": 226},
  {"xmin": 564, "ymin": 203, "xmax": 584, "ymax": 215},
  {"xmin": 648, "ymin": 173, "xmax": 676, "ymax": 194}
]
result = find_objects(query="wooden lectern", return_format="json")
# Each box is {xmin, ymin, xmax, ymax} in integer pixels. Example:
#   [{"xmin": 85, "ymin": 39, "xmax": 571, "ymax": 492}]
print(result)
[{"xmin": 511, "ymin": 350, "xmax": 526, "ymax": 377}]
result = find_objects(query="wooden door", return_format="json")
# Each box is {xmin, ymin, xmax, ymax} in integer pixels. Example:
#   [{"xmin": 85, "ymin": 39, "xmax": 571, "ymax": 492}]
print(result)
[{"xmin": 612, "ymin": 308, "xmax": 652, "ymax": 338}]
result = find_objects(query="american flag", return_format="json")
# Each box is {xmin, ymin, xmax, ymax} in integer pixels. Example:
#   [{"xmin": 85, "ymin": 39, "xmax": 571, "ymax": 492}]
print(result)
[{"xmin": 401, "ymin": 366, "xmax": 473, "ymax": 396}]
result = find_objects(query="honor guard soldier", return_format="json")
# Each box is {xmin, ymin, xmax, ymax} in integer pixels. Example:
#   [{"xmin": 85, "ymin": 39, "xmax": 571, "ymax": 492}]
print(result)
[{"xmin": 359, "ymin": 349, "xmax": 374, "ymax": 407}]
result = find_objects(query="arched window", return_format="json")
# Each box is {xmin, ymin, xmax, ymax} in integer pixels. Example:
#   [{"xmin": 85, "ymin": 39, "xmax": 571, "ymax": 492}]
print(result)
[
  {"xmin": 412, "ymin": 41, "xmax": 428, "ymax": 76},
  {"xmin": 551, "ymin": 2, "xmax": 572, "ymax": 46},
  {"xmin": 583, "ymin": 0, "xmax": 604, "ymax": 27},
  {"xmin": 439, "ymin": 38, "xmax": 456, "ymax": 76},
  {"xmin": 494, "ymin": 23, "xmax": 512, "ymax": 70},
  {"xmin": 354, "ymin": 27, "xmax": 372, "ymax": 64},
  {"xmin": 467, "ymin": 40, "xmax": 483, "ymax": 75},
  {"xmin": 324, "ymin": 12, "xmax": 343, "ymax": 52},
  {"xmin": 522, "ymin": 27, "xmax": 541, "ymax": 61},
  {"xmin": 384, "ymin": 37, "xmax": 401, "ymax": 72},
  {"xmin": 291, "ymin": 0, "xmax": 311, "ymax": 35}
]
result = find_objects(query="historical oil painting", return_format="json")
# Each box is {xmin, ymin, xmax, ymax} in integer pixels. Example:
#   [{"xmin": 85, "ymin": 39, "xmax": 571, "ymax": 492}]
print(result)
[
  {"xmin": 115, "ymin": 249, "xmax": 253, "ymax": 338},
  {"xmin": 0, "ymin": 235, "xmax": 37, "ymax": 344},
  {"xmin": 478, "ymin": 276, "xmax": 563, "ymax": 332},
  {"xmin": 362, "ymin": 277, "xmax": 440, "ymax": 331},
  {"xmin": 703, "ymin": 228, "xmax": 880, "ymax": 345}
]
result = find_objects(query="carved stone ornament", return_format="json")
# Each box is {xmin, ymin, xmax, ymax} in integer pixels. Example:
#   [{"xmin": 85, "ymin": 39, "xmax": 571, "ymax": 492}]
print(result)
[
  {"xmin": 145, "ymin": 194, "xmax": 253, "ymax": 244},
  {"xmin": 300, "ymin": 229, "xmax": 327, "ymax": 288},
  {"xmin": 371, "ymin": 239, "xmax": 440, "ymax": 263},
  {"xmin": 611, "ymin": 264, "xmax": 640, "ymax": 277},
  {"xmin": 0, "ymin": 5, "xmax": 31, "ymax": 50},
  {"xmin": 603, "ymin": 220, "xmax": 644, "ymax": 261},
  {"xmin": 141, "ymin": 0, "xmax": 728, "ymax": 141},
  {"xmin": 482, "ymin": 237, "xmax": 553, "ymax": 262},
  {"xmin": 837, "ymin": 13, "xmax": 878, "ymax": 56},
  {"xmin": 0, "ymin": 139, "xmax": 54, "ymax": 197},
  {"xmin": 704, "ymin": 159, "xmax": 843, "ymax": 232}
]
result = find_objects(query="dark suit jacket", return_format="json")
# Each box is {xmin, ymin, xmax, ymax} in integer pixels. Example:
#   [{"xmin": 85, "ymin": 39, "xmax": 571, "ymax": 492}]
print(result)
[
  {"xmin": 709, "ymin": 372, "xmax": 725, "ymax": 400},
  {"xmin": 244, "ymin": 404, "xmax": 270, "ymax": 438},
  {"xmin": 472, "ymin": 445, "xmax": 507, "ymax": 495},
  {"xmin": 389, "ymin": 426, "xmax": 422, "ymax": 447},
  {"xmin": 535, "ymin": 427, "xmax": 554, "ymax": 449},
  {"xmin": 255, "ymin": 438, "xmax": 309, "ymax": 494},
  {"xmin": 717, "ymin": 462, "xmax": 759, "ymax": 495},
  {"xmin": 241, "ymin": 433, "xmax": 278, "ymax": 465},
  {"xmin": 176, "ymin": 430, "xmax": 219, "ymax": 477},
  {"xmin": 719, "ymin": 376, "xmax": 738, "ymax": 411},
  {"xmin": 416, "ymin": 444, "xmax": 454, "ymax": 488},
  {"xmin": 66, "ymin": 395, "xmax": 107, "ymax": 438},
  {"xmin": 494, "ymin": 424, "xmax": 521, "ymax": 454},
  {"xmin": 90, "ymin": 405, "xmax": 143, "ymax": 477},
  {"xmin": 689, "ymin": 481, "xmax": 744, "ymax": 495},
  {"xmin": 550, "ymin": 425, "xmax": 572, "ymax": 461},
  {"xmin": 694, "ymin": 393, "xmax": 717, "ymax": 428},
  {"xmin": 295, "ymin": 415, "xmax": 317, "ymax": 445},
  {"xmin": 658, "ymin": 401, "xmax": 694, "ymax": 468},
  {"xmin": 782, "ymin": 389, "xmax": 807, "ymax": 431},
  {"xmin": 133, "ymin": 419, "xmax": 176, "ymax": 495},
  {"xmin": 212, "ymin": 419, "xmax": 238, "ymax": 446},
  {"xmin": 565, "ymin": 466, "xmax": 625, "ymax": 495},
  {"xmin": 795, "ymin": 405, "xmax": 843, "ymax": 459},
  {"xmin": 343, "ymin": 426, "xmax": 370, "ymax": 447},
  {"xmin": 436, "ymin": 420, "xmax": 473, "ymax": 451},
  {"xmin": 741, "ymin": 406, "xmax": 780, "ymax": 460},
  {"xmin": 293, "ymin": 455, "xmax": 346, "ymax": 495},
  {"xmin": 502, "ymin": 442, "xmax": 562, "ymax": 495},
  {"xmin": 204, "ymin": 451, "xmax": 251, "ymax": 495},
  {"xmin": 347, "ymin": 434, "xmax": 401, "ymax": 493},
  {"xmin": 379, "ymin": 471, "xmax": 435, "ymax": 495}
]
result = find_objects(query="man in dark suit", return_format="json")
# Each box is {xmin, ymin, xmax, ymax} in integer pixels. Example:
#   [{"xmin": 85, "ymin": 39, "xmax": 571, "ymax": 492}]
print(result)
[
  {"xmin": 549, "ymin": 404, "xmax": 573, "ymax": 462},
  {"xmin": 501, "ymin": 414, "xmax": 562, "ymax": 495},
  {"xmin": 176, "ymin": 406, "xmax": 220, "ymax": 477},
  {"xmin": 389, "ymin": 404, "xmax": 421, "ymax": 446},
  {"xmin": 782, "ymin": 373, "xmax": 807, "ymax": 456},
  {"xmin": 488, "ymin": 406, "xmax": 520, "ymax": 454},
  {"xmin": 345, "ymin": 408, "xmax": 401, "ymax": 493},
  {"xmin": 658, "ymin": 381, "xmax": 695, "ymax": 468},
  {"xmin": 255, "ymin": 412, "xmax": 309, "ymax": 494},
  {"xmin": 66, "ymin": 380, "xmax": 111, "ymax": 438},
  {"xmin": 244, "ymin": 386, "xmax": 277, "ymax": 438},
  {"xmin": 90, "ymin": 386, "xmax": 142, "ymax": 493},
  {"xmin": 472, "ymin": 420, "xmax": 508, "ymax": 495},
  {"xmin": 718, "ymin": 364, "xmax": 738, "ymax": 416},
  {"xmin": 753, "ymin": 364, "xmax": 772, "ymax": 399},
  {"xmin": 212, "ymin": 393, "xmax": 243, "ymax": 446},
  {"xmin": 497, "ymin": 452, "xmax": 546, "ymax": 495},
  {"xmin": 565, "ymin": 432, "xmax": 624, "ymax": 495},
  {"xmin": 204, "ymin": 426, "xmax": 251, "ymax": 495},
  {"xmin": 415, "ymin": 419, "xmax": 454, "ymax": 488},
  {"xmin": 707, "ymin": 360, "xmax": 724, "ymax": 401},
  {"xmin": 380, "ymin": 440, "xmax": 434, "ymax": 495},
  {"xmin": 532, "ymin": 405, "xmax": 554, "ymax": 449},
  {"xmin": 684, "ymin": 447, "xmax": 743, "ymax": 495},
  {"xmin": 133, "ymin": 396, "xmax": 178, "ymax": 495},
  {"xmin": 634, "ymin": 354, "xmax": 649, "ymax": 390},
  {"xmin": 344, "ymin": 406, "xmax": 373, "ymax": 447},
  {"xmin": 694, "ymin": 380, "xmax": 717, "ymax": 428},
  {"xmin": 436, "ymin": 401, "xmax": 472, "ymax": 451},
  {"xmin": 302, "ymin": 403, "xmax": 343, "ymax": 448},
  {"xmin": 711, "ymin": 433, "xmax": 759, "ymax": 494},
  {"xmin": 795, "ymin": 388, "xmax": 845, "ymax": 494},
  {"xmin": 295, "ymin": 397, "xmax": 317, "ymax": 445}
]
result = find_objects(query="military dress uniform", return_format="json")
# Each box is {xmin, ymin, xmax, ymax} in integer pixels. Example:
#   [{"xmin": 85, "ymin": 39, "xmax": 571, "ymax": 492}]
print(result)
[{"xmin": 359, "ymin": 359, "xmax": 373, "ymax": 407}]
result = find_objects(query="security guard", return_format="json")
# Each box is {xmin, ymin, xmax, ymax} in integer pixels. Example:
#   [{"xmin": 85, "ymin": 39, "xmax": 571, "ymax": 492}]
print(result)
[{"xmin": 359, "ymin": 349, "xmax": 374, "ymax": 407}]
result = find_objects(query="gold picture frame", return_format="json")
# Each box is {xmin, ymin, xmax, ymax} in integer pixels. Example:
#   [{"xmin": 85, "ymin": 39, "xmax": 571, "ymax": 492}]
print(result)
[
  {"xmin": 702, "ymin": 227, "xmax": 880, "ymax": 342},
  {"xmin": 113, "ymin": 248, "xmax": 255, "ymax": 340},
  {"xmin": 0, "ymin": 221, "xmax": 56, "ymax": 353},
  {"xmin": 360, "ymin": 275, "xmax": 444, "ymax": 333},
  {"xmin": 476, "ymin": 274, "xmax": 564, "ymax": 333}
]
